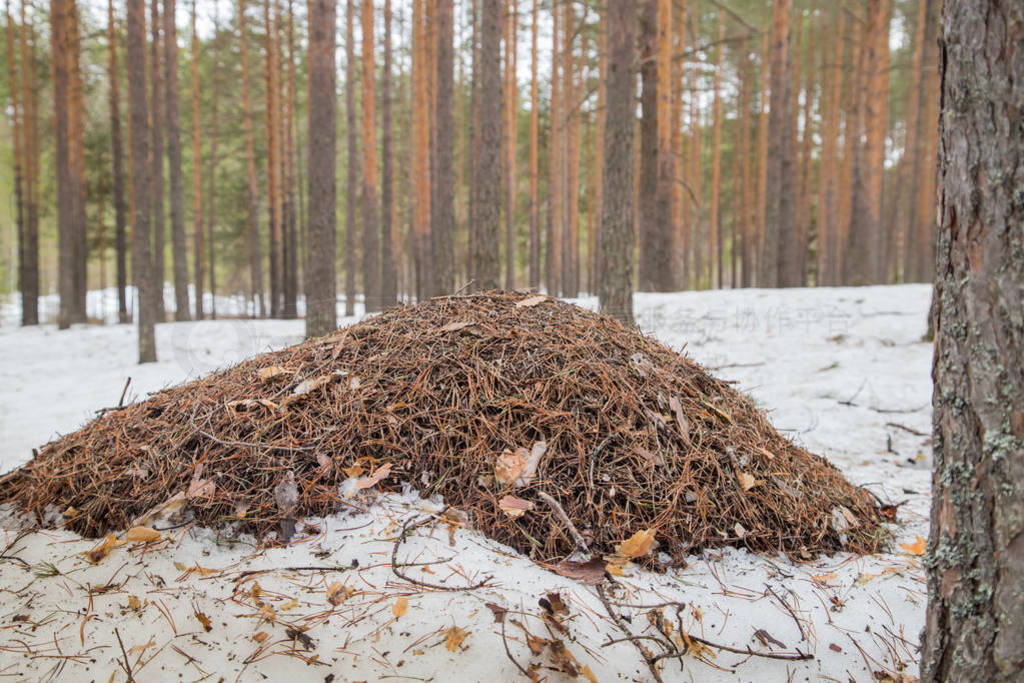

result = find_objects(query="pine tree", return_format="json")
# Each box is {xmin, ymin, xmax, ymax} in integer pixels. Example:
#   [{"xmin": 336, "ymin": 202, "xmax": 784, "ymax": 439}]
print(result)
[
  {"xmin": 472, "ymin": 0, "xmax": 502, "ymax": 290},
  {"xmin": 189, "ymin": 0, "xmax": 203, "ymax": 318},
  {"xmin": 107, "ymin": 0, "xmax": 129, "ymax": 322},
  {"xmin": 344, "ymin": 0, "xmax": 358, "ymax": 313},
  {"xmin": 164, "ymin": 0, "xmax": 190, "ymax": 320},
  {"xmin": 432, "ymin": 0, "xmax": 455, "ymax": 295},
  {"xmin": 361, "ymin": 0, "xmax": 381, "ymax": 311},
  {"xmin": 379, "ymin": 0, "xmax": 397, "ymax": 306},
  {"xmin": 239, "ymin": 0, "xmax": 265, "ymax": 316}
]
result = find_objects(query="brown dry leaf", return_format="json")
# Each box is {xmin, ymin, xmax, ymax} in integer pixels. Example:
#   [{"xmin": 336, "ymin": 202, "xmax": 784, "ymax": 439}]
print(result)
[
  {"xmin": 543, "ymin": 592, "xmax": 569, "ymax": 617},
  {"xmin": 173, "ymin": 561, "xmax": 217, "ymax": 577},
  {"xmin": 326, "ymin": 582, "xmax": 353, "ymax": 606},
  {"xmin": 392, "ymin": 597, "xmax": 408, "ymax": 618},
  {"xmin": 62, "ymin": 506, "xmax": 79, "ymax": 519},
  {"xmin": 636, "ymin": 447, "xmax": 664, "ymax": 467},
  {"xmin": 195, "ymin": 609, "xmax": 212, "ymax": 632},
  {"xmin": 186, "ymin": 464, "xmax": 215, "ymax": 500},
  {"xmin": 253, "ymin": 631, "xmax": 269, "ymax": 643},
  {"xmin": 440, "ymin": 320, "xmax": 476, "ymax": 332},
  {"xmin": 226, "ymin": 398, "xmax": 279, "ymax": 412},
  {"xmin": 343, "ymin": 463, "xmax": 366, "ymax": 478},
  {"xmin": 525, "ymin": 633, "xmax": 547, "ymax": 655},
  {"xmin": 125, "ymin": 526, "xmax": 161, "ymax": 543},
  {"xmin": 279, "ymin": 598, "xmax": 300, "ymax": 611},
  {"xmin": 444, "ymin": 626, "xmax": 470, "ymax": 652},
  {"xmin": 616, "ymin": 529, "xmax": 657, "ymax": 560},
  {"xmin": 736, "ymin": 471, "xmax": 759, "ymax": 491},
  {"xmin": 604, "ymin": 562, "xmax": 625, "ymax": 577},
  {"xmin": 899, "ymin": 535, "xmax": 926, "ymax": 556},
  {"xmin": 498, "ymin": 495, "xmax": 533, "ymax": 519},
  {"xmin": 550, "ymin": 559, "xmax": 606, "ymax": 585},
  {"xmin": 258, "ymin": 366, "xmax": 292, "ymax": 382},
  {"xmin": 515, "ymin": 294, "xmax": 548, "ymax": 308},
  {"xmin": 494, "ymin": 441, "xmax": 547, "ymax": 488},
  {"xmin": 356, "ymin": 463, "xmax": 393, "ymax": 489},
  {"xmin": 127, "ymin": 595, "xmax": 142, "ymax": 611},
  {"xmin": 133, "ymin": 491, "xmax": 187, "ymax": 527},
  {"xmin": 85, "ymin": 534, "xmax": 118, "ymax": 564},
  {"xmin": 581, "ymin": 664, "xmax": 598, "ymax": 683},
  {"xmin": 668, "ymin": 395, "xmax": 692, "ymax": 444},
  {"xmin": 811, "ymin": 572, "xmax": 837, "ymax": 585}
]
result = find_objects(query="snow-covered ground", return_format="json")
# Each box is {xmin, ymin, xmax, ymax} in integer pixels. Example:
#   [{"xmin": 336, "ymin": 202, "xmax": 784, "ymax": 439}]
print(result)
[{"xmin": 0, "ymin": 285, "xmax": 933, "ymax": 681}]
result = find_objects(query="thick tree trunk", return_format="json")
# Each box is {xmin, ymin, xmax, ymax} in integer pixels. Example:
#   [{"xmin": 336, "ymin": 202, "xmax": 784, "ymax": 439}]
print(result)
[
  {"xmin": 282, "ymin": 0, "xmax": 299, "ymax": 317},
  {"xmin": 597, "ymin": 0, "xmax": 635, "ymax": 325},
  {"xmin": 189, "ymin": 0, "xmax": 203, "ymax": 319},
  {"xmin": 763, "ymin": 0, "xmax": 796, "ymax": 288},
  {"xmin": 361, "ymin": 0, "xmax": 381, "ymax": 311},
  {"xmin": 305, "ymin": 0, "xmax": 337, "ymax": 337},
  {"xmin": 921, "ymin": 2, "xmax": 1024, "ymax": 680},
  {"xmin": 708, "ymin": 9, "xmax": 723, "ymax": 289},
  {"xmin": 637, "ymin": 0, "xmax": 670, "ymax": 291},
  {"xmin": 432, "ymin": 0, "xmax": 455, "ymax": 295},
  {"xmin": 379, "ymin": 0, "xmax": 397, "ymax": 306},
  {"xmin": 150, "ymin": 0, "xmax": 166, "ymax": 320},
  {"xmin": 264, "ymin": 0, "xmax": 282, "ymax": 316},
  {"xmin": 127, "ymin": 0, "xmax": 157, "ymax": 362},
  {"xmin": 17, "ymin": 2, "xmax": 38, "ymax": 325},
  {"xmin": 503, "ymin": 0, "xmax": 518, "ymax": 290},
  {"xmin": 163, "ymin": 0, "xmax": 190, "ymax": 320},
  {"xmin": 472, "ymin": 0, "xmax": 501, "ymax": 290}
]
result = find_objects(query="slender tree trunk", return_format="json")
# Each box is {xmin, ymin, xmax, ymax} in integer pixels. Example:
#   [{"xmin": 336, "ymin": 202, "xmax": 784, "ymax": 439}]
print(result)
[
  {"xmin": 921, "ymin": 3, "xmax": 1024, "ymax": 679},
  {"xmin": 598, "ymin": 0, "xmax": 635, "ymax": 325},
  {"xmin": 305, "ymin": 0, "xmax": 337, "ymax": 336},
  {"xmin": 527, "ymin": 0, "xmax": 539, "ymax": 290},
  {"xmin": 127, "ymin": 0, "xmax": 157, "ymax": 361},
  {"xmin": 913, "ymin": 0, "xmax": 940, "ymax": 284},
  {"xmin": 239, "ymin": 0, "xmax": 265, "ymax": 316},
  {"xmin": 708, "ymin": 9, "xmax": 724, "ymax": 289},
  {"xmin": 561, "ymin": 1, "xmax": 577, "ymax": 297},
  {"xmin": 282, "ymin": 0, "xmax": 299, "ymax": 316},
  {"xmin": 763, "ymin": 0, "xmax": 796, "ymax": 288},
  {"xmin": 546, "ymin": 2, "xmax": 560, "ymax": 295},
  {"xmin": 105, "ymin": 0, "xmax": 129, "ymax": 323},
  {"xmin": 264, "ymin": 0, "xmax": 282, "ymax": 316},
  {"xmin": 16, "ymin": 4, "xmax": 37, "ymax": 324},
  {"xmin": 411, "ymin": 0, "xmax": 431, "ymax": 299},
  {"xmin": 149, "ymin": 0, "xmax": 166, "ymax": 320},
  {"xmin": 379, "ymin": 0, "xmax": 396, "ymax": 306},
  {"xmin": 163, "ymin": 0, "xmax": 190, "ymax": 319},
  {"xmin": 51, "ymin": 0, "xmax": 74, "ymax": 328},
  {"xmin": 206, "ymin": 0, "xmax": 220, "ymax": 318},
  {"xmin": 68, "ymin": 4, "xmax": 86, "ymax": 322},
  {"xmin": 360, "ymin": 0, "xmax": 380, "ymax": 310},
  {"xmin": 817, "ymin": 4, "xmax": 843, "ymax": 286},
  {"xmin": 344, "ymin": 0, "xmax": 358, "ymax": 313},
  {"xmin": 432, "ymin": 0, "xmax": 455, "ymax": 295},
  {"xmin": 670, "ymin": 0, "xmax": 686, "ymax": 288},
  {"xmin": 738, "ymin": 46, "xmax": 753, "ymax": 288},
  {"xmin": 754, "ymin": 27, "xmax": 770, "ymax": 287},
  {"xmin": 5, "ymin": 0, "xmax": 26, "ymax": 324},
  {"xmin": 503, "ymin": 0, "xmax": 518, "ymax": 290},
  {"xmin": 638, "ymin": 0, "xmax": 666, "ymax": 291},
  {"xmin": 189, "ymin": 0, "xmax": 203, "ymax": 319},
  {"xmin": 472, "ymin": 0, "xmax": 501, "ymax": 290}
]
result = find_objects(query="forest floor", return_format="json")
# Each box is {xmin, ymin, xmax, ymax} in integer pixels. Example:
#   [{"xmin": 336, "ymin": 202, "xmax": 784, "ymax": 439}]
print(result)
[{"xmin": 0, "ymin": 285, "xmax": 932, "ymax": 682}]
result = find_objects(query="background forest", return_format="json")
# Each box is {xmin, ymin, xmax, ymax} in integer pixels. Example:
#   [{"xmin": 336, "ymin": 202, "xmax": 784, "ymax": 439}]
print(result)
[{"xmin": 0, "ymin": 0, "xmax": 938, "ymax": 324}]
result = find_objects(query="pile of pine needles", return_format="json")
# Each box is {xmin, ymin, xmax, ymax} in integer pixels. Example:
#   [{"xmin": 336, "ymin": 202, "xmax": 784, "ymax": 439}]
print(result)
[{"xmin": 0, "ymin": 292, "xmax": 884, "ymax": 562}]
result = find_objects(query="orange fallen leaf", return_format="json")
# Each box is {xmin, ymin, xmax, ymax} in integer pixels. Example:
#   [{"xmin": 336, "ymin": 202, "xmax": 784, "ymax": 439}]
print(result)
[
  {"xmin": 258, "ymin": 365, "xmax": 292, "ymax": 382},
  {"xmin": 444, "ymin": 626, "xmax": 469, "ymax": 651},
  {"xmin": 326, "ymin": 582, "xmax": 353, "ymax": 606},
  {"xmin": 736, "ymin": 471, "xmax": 758, "ymax": 491},
  {"xmin": 497, "ymin": 494, "xmax": 533, "ymax": 518},
  {"xmin": 811, "ymin": 572, "xmax": 837, "ymax": 584},
  {"xmin": 616, "ymin": 529, "xmax": 657, "ymax": 560},
  {"xmin": 125, "ymin": 526, "xmax": 161, "ymax": 543},
  {"xmin": 85, "ymin": 534, "xmax": 118, "ymax": 563},
  {"xmin": 253, "ymin": 631, "xmax": 269, "ymax": 643},
  {"xmin": 195, "ymin": 610, "xmax": 212, "ymax": 632},
  {"xmin": 393, "ymin": 597, "xmax": 408, "ymax": 618},
  {"xmin": 900, "ymin": 535, "xmax": 926, "ymax": 556},
  {"xmin": 356, "ymin": 463, "xmax": 393, "ymax": 489}
]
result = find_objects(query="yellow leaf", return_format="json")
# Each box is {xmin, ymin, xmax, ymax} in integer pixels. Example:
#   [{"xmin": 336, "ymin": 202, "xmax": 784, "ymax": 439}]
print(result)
[
  {"xmin": 125, "ymin": 526, "xmax": 161, "ymax": 543},
  {"xmin": 900, "ymin": 535, "xmax": 926, "ymax": 556},
  {"xmin": 85, "ymin": 534, "xmax": 118, "ymax": 564},
  {"xmin": 326, "ymin": 582, "xmax": 353, "ymax": 606},
  {"xmin": 393, "ymin": 597, "xmax": 408, "ymax": 618},
  {"xmin": 856, "ymin": 572, "xmax": 879, "ymax": 585},
  {"xmin": 604, "ymin": 562, "xmax": 625, "ymax": 577},
  {"xmin": 127, "ymin": 595, "xmax": 142, "ymax": 611},
  {"xmin": 811, "ymin": 572, "xmax": 837, "ymax": 584},
  {"xmin": 736, "ymin": 471, "xmax": 758, "ymax": 491},
  {"xmin": 616, "ymin": 529, "xmax": 657, "ymax": 560},
  {"xmin": 444, "ymin": 626, "xmax": 469, "ymax": 652},
  {"xmin": 173, "ymin": 561, "xmax": 217, "ymax": 577},
  {"xmin": 279, "ymin": 598, "xmax": 300, "ymax": 611},
  {"xmin": 581, "ymin": 664, "xmax": 598, "ymax": 683}
]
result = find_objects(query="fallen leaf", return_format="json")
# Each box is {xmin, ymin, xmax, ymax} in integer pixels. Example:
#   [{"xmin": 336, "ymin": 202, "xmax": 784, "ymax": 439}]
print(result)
[
  {"xmin": 515, "ymin": 294, "xmax": 548, "ymax": 308},
  {"xmin": 392, "ymin": 597, "xmax": 408, "ymax": 618},
  {"xmin": 326, "ymin": 582, "xmax": 353, "ymax": 606},
  {"xmin": 736, "ymin": 471, "xmax": 759, "ymax": 491},
  {"xmin": 856, "ymin": 572, "xmax": 879, "ymax": 585},
  {"xmin": 173, "ymin": 561, "xmax": 217, "ymax": 577},
  {"xmin": 258, "ymin": 366, "xmax": 292, "ymax": 382},
  {"xmin": 440, "ymin": 320, "xmax": 475, "ymax": 332},
  {"xmin": 85, "ymin": 534, "xmax": 118, "ymax": 564},
  {"xmin": 356, "ymin": 463, "xmax": 393, "ymax": 489},
  {"xmin": 494, "ymin": 441, "xmax": 547, "ymax": 488},
  {"xmin": 541, "ymin": 592, "xmax": 569, "ymax": 617},
  {"xmin": 604, "ymin": 562, "xmax": 625, "ymax": 577},
  {"xmin": 316, "ymin": 453, "xmax": 332, "ymax": 472},
  {"xmin": 615, "ymin": 529, "xmax": 657, "ymax": 560},
  {"xmin": 133, "ymin": 491, "xmax": 187, "ymax": 526},
  {"xmin": 291, "ymin": 374, "xmax": 333, "ymax": 397},
  {"xmin": 900, "ymin": 535, "xmax": 926, "ymax": 556},
  {"xmin": 279, "ymin": 598, "xmax": 300, "ymax": 611},
  {"xmin": 343, "ymin": 463, "xmax": 366, "ymax": 478},
  {"xmin": 125, "ymin": 526, "xmax": 161, "ymax": 543},
  {"xmin": 498, "ymin": 495, "xmax": 533, "ymax": 518},
  {"xmin": 550, "ymin": 559, "xmax": 606, "ymax": 585},
  {"xmin": 581, "ymin": 665, "xmax": 598, "ymax": 683},
  {"xmin": 484, "ymin": 602, "xmax": 507, "ymax": 623},
  {"xmin": 811, "ymin": 572, "xmax": 837, "ymax": 585},
  {"xmin": 444, "ymin": 626, "xmax": 469, "ymax": 652},
  {"xmin": 668, "ymin": 395, "xmax": 692, "ymax": 444},
  {"xmin": 226, "ymin": 398, "xmax": 279, "ymax": 412},
  {"xmin": 636, "ymin": 447, "xmax": 664, "ymax": 467},
  {"xmin": 62, "ymin": 506, "xmax": 79, "ymax": 519},
  {"xmin": 253, "ymin": 631, "xmax": 269, "ymax": 643},
  {"xmin": 186, "ymin": 464, "xmax": 215, "ymax": 500},
  {"xmin": 734, "ymin": 522, "xmax": 747, "ymax": 538},
  {"xmin": 127, "ymin": 595, "xmax": 142, "ymax": 611},
  {"xmin": 753, "ymin": 628, "xmax": 786, "ymax": 649}
]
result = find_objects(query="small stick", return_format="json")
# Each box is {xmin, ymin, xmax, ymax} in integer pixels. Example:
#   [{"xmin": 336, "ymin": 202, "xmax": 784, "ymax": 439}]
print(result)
[
  {"xmin": 391, "ymin": 516, "xmax": 490, "ymax": 591},
  {"xmin": 686, "ymin": 632, "xmax": 814, "ymax": 662},
  {"xmin": 118, "ymin": 377, "xmax": 132, "ymax": 408},
  {"xmin": 115, "ymin": 627, "xmax": 135, "ymax": 682},
  {"xmin": 766, "ymin": 584, "xmax": 806, "ymax": 642},
  {"xmin": 536, "ymin": 491, "xmax": 589, "ymax": 556},
  {"xmin": 596, "ymin": 583, "xmax": 664, "ymax": 683},
  {"xmin": 885, "ymin": 422, "xmax": 927, "ymax": 437}
]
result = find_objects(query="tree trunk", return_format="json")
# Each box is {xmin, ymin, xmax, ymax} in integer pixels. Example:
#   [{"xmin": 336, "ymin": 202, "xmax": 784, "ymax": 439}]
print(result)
[
  {"xmin": 305, "ymin": 0, "xmax": 337, "ymax": 337},
  {"xmin": 912, "ymin": 0, "xmax": 940, "ymax": 284},
  {"xmin": 239, "ymin": 0, "xmax": 265, "ymax": 317},
  {"xmin": 763, "ymin": 0, "xmax": 796, "ymax": 288},
  {"xmin": 127, "ymin": 0, "xmax": 157, "ymax": 362},
  {"xmin": 51, "ymin": 0, "xmax": 74, "ymax": 329},
  {"xmin": 106, "ymin": 0, "xmax": 129, "ymax": 323},
  {"xmin": 546, "ymin": 1, "xmax": 560, "ymax": 295},
  {"xmin": 189, "ymin": 0, "xmax": 203, "ymax": 319},
  {"xmin": 379, "ymin": 0, "xmax": 396, "ymax": 306},
  {"xmin": 503, "ymin": 0, "xmax": 518, "ymax": 290},
  {"xmin": 282, "ymin": 0, "xmax": 299, "ymax": 317},
  {"xmin": 360, "ymin": 0, "xmax": 380, "ymax": 310},
  {"xmin": 817, "ymin": 4, "xmax": 843, "ymax": 286},
  {"xmin": 411, "ymin": 0, "xmax": 431, "ymax": 299},
  {"xmin": 163, "ymin": 0, "xmax": 190, "ymax": 320},
  {"xmin": 17, "ymin": 3, "xmax": 37, "ymax": 325},
  {"xmin": 638, "ymin": 0, "xmax": 670, "ymax": 291},
  {"xmin": 753, "ymin": 27, "xmax": 769, "ymax": 287},
  {"xmin": 5, "ymin": 0, "xmax": 26, "ymax": 324},
  {"xmin": 527, "ymin": 0, "xmax": 539, "ymax": 290},
  {"xmin": 206, "ymin": 0, "xmax": 220, "ymax": 318},
  {"xmin": 432, "ymin": 0, "xmax": 455, "ymax": 295},
  {"xmin": 738, "ymin": 46, "xmax": 753, "ymax": 288},
  {"xmin": 68, "ymin": 4, "xmax": 87, "ymax": 323},
  {"xmin": 344, "ymin": 0, "xmax": 358, "ymax": 314},
  {"xmin": 472, "ymin": 0, "xmax": 501, "ymax": 290},
  {"xmin": 264, "ymin": 0, "xmax": 282, "ymax": 316},
  {"xmin": 149, "ymin": 0, "xmax": 166, "ymax": 320},
  {"xmin": 921, "ymin": 3, "xmax": 1024, "ymax": 679},
  {"xmin": 598, "ymin": 0, "xmax": 635, "ymax": 325},
  {"xmin": 708, "ymin": 9, "xmax": 724, "ymax": 289}
]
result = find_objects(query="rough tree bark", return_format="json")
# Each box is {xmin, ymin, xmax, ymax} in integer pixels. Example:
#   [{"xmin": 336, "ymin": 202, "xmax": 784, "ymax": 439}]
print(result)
[
  {"xmin": 472, "ymin": 0, "xmax": 501, "ymax": 290},
  {"xmin": 432, "ymin": 0, "xmax": 454, "ymax": 295},
  {"xmin": 126, "ymin": 0, "xmax": 157, "ymax": 362},
  {"xmin": 149, "ymin": 0, "xmax": 166, "ymax": 320},
  {"xmin": 107, "ymin": 0, "xmax": 129, "ymax": 323},
  {"xmin": 637, "ymin": 0, "xmax": 670, "ymax": 291},
  {"xmin": 206, "ymin": 0, "xmax": 221, "ymax": 318},
  {"xmin": 361, "ymin": 0, "xmax": 380, "ymax": 311},
  {"xmin": 344, "ymin": 0, "xmax": 357, "ymax": 314},
  {"xmin": 763, "ymin": 0, "xmax": 796, "ymax": 288},
  {"xmin": 920, "ymin": 2, "xmax": 1024, "ymax": 680},
  {"xmin": 379, "ymin": 0, "xmax": 397, "ymax": 306},
  {"xmin": 527, "ymin": 0, "xmax": 538, "ymax": 290},
  {"xmin": 305, "ymin": 0, "xmax": 337, "ymax": 337},
  {"xmin": 239, "ymin": 0, "xmax": 265, "ymax": 317},
  {"xmin": 189, "ymin": 0, "xmax": 203, "ymax": 318},
  {"xmin": 17, "ymin": 1, "xmax": 38, "ymax": 325},
  {"xmin": 598, "ymin": 0, "xmax": 635, "ymax": 325}
]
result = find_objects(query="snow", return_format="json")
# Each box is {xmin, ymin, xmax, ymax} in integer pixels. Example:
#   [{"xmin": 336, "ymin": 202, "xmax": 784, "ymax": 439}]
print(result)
[{"xmin": 0, "ymin": 284, "xmax": 934, "ymax": 681}]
